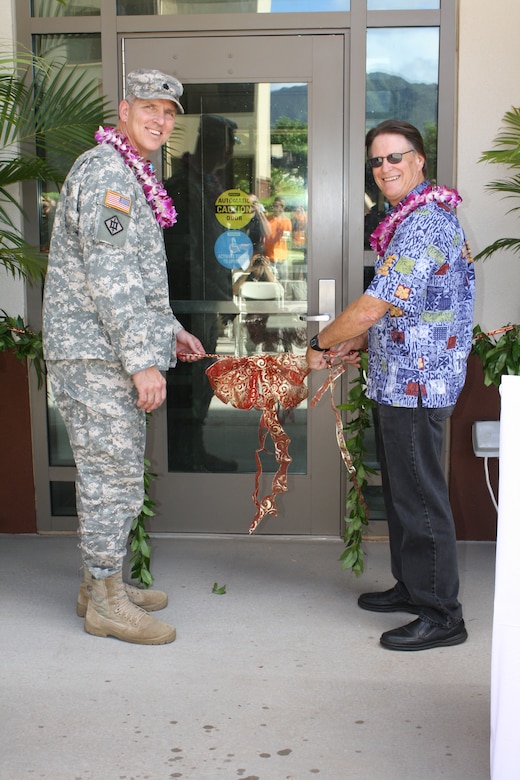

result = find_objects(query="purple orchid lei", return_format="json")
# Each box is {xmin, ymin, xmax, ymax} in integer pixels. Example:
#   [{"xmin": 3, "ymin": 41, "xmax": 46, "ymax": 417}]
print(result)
[
  {"xmin": 94, "ymin": 125, "xmax": 177, "ymax": 228},
  {"xmin": 369, "ymin": 183, "xmax": 462, "ymax": 256}
]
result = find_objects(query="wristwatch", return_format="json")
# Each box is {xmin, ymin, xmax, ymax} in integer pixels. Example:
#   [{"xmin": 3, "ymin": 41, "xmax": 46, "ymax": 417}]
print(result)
[{"xmin": 309, "ymin": 334, "xmax": 327, "ymax": 352}]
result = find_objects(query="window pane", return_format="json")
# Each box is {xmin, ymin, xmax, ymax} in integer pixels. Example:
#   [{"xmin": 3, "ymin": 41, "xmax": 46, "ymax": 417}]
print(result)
[
  {"xmin": 47, "ymin": 377, "xmax": 74, "ymax": 467},
  {"xmin": 368, "ymin": 0, "xmax": 438, "ymax": 8},
  {"xmin": 163, "ymin": 83, "xmax": 308, "ymax": 473},
  {"xmin": 117, "ymin": 0, "xmax": 348, "ymax": 15},
  {"xmin": 34, "ymin": 34, "xmax": 102, "ymax": 471},
  {"xmin": 32, "ymin": 0, "xmax": 100, "ymax": 16},
  {"xmin": 33, "ymin": 34, "xmax": 102, "ymax": 68},
  {"xmin": 365, "ymin": 25, "xmax": 439, "ymax": 244},
  {"xmin": 363, "ymin": 26, "xmax": 439, "ymax": 520},
  {"xmin": 34, "ymin": 33, "xmax": 102, "ymax": 249},
  {"xmin": 50, "ymin": 482, "xmax": 77, "ymax": 516}
]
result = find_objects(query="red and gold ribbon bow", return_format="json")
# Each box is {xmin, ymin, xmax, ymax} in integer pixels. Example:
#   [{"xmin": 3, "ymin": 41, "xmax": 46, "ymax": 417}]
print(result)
[
  {"xmin": 205, "ymin": 352, "xmax": 367, "ymax": 534},
  {"xmin": 206, "ymin": 353, "xmax": 309, "ymax": 533}
]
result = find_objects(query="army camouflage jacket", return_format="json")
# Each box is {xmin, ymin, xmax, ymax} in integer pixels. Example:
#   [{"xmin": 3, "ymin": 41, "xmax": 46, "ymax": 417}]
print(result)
[{"xmin": 43, "ymin": 143, "xmax": 183, "ymax": 375}]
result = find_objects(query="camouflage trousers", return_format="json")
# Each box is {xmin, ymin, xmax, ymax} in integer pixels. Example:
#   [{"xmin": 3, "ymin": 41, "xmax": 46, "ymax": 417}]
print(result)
[{"xmin": 47, "ymin": 360, "xmax": 146, "ymax": 578}]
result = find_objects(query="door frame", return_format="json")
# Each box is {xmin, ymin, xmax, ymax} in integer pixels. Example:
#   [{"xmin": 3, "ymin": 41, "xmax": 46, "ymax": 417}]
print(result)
[{"xmin": 123, "ymin": 31, "xmax": 349, "ymax": 535}]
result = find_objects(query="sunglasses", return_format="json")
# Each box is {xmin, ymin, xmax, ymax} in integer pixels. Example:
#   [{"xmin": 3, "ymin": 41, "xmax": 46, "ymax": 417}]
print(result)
[{"xmin": 367, "ymin": 149, "xmax": 415, "ymax": 169}]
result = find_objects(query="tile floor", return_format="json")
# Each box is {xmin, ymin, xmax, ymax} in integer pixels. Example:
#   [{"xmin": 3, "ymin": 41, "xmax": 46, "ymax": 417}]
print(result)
[{"xmin": 1, "ymin": 534, "xmax": 494, "ymax": 780}]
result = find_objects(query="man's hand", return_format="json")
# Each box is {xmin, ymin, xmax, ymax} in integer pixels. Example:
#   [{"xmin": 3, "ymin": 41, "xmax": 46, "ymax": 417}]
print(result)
[
  {"xmin": 305, "ymin": 341, "xmax": 363, "ymax": 371},
  {"xmin": 305, "ymin": 346, "xmax": 330, "ymax": 370},
  {"xmin": 328, "ymin": 341, "xmax": 363, "ymax": 368},
  {"xmin": 176, "ymin": 329, "xmax": 206, "ymax": 362},
  {"xmin": 132, "ymin": 366, "xmax": 167, "ymax": 412}
]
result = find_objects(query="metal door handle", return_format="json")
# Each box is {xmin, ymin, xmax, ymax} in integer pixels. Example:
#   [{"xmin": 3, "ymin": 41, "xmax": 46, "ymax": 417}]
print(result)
[
  {"xmin": 299, "ymin": 313, "xmax": 331, "ymax": 322},
  {"xmin": 301, "ymin": 278, "xmax": 336, "ymax": 331}
]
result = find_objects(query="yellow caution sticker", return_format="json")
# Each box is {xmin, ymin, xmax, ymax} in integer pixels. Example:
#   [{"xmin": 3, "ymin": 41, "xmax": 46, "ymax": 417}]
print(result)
[{"xmin": 215, "ymin": 189, "xmax": 253, "ymax": 229}]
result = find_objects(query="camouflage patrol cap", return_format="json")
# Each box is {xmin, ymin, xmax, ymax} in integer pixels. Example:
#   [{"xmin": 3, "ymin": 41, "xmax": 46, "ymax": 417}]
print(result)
[{"xmin": 126, "ymin": 69, "xmax": 184, "ymax": 114}]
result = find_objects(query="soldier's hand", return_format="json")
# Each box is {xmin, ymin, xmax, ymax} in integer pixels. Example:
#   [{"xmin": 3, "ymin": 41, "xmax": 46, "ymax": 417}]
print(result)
[
  {"xmin": 176, "ymin": 329, "xmax": 206, "ymax": 362},
  {"xmin": 132, "ymin": 366, "xmax": 167, "ymax": 412}
]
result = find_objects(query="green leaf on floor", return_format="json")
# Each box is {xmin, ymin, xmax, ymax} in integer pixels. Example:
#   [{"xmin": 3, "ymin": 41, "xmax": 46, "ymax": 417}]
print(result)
[{"xmin": 212, "ymin": 582, "xmax": 227, "ymax": 595}]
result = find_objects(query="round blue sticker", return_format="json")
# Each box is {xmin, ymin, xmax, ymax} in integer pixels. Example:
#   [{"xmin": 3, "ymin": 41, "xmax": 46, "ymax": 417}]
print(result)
[{"xmin": 214, "ymin": 230, "xmax": 253, "ymax": 270}]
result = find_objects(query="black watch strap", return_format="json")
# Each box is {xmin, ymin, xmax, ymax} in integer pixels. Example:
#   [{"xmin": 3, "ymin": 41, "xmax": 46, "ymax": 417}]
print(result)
[{"xmin": 309, "ymin": 334, "xmax": 327, "ymax": 352}]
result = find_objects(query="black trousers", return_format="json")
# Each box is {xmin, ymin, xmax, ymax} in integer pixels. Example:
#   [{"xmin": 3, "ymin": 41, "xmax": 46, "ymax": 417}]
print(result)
[{"xmin": 377, "ymin": 400, "xmax": 463, "ymax": 627}]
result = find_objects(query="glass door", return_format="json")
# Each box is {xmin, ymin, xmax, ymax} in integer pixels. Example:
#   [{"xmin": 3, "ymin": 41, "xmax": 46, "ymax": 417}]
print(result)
[{"xmin": 123, "ymin": 33, "xmax": 347, "ymax": 534}]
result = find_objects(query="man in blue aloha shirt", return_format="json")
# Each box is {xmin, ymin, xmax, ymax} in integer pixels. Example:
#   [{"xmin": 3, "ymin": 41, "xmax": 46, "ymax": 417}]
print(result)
[{"xmin": 306, "ymin": 119, "xmax": 475, "ymax": 652}]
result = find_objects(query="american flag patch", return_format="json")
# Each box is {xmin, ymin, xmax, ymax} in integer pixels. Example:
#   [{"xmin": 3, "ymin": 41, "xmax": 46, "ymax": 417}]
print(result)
[{"xmin": 104, "ymin": 190, "xmax": 132, "ymax": 214}]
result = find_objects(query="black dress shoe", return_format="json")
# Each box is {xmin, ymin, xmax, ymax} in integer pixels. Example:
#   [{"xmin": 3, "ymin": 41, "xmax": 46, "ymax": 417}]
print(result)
[
  {"xmin": 380, "ymin": 618, "xmax": 468, "ymax": 652},
  {"xmin": 358, "ymin": 586, "xmax": 418, "ymax": 614}
]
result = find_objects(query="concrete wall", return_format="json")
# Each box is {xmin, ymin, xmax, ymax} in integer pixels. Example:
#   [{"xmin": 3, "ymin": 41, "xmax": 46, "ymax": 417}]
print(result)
[{"xmin": 457, "ymin": 0, "xmax": 520, "ymax": 334}]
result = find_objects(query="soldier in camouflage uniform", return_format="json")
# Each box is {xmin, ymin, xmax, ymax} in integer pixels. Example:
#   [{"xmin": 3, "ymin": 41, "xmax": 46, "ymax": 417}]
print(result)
[{"xmin": 43, "ymin": 69, "xmax": 205, "ymax": 645}]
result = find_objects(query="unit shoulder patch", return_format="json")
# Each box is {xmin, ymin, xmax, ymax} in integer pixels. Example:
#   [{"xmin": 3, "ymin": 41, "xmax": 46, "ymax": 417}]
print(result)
[{"xmin": 96, "ymin": 203, "xmax": 132, "ymax": 247}]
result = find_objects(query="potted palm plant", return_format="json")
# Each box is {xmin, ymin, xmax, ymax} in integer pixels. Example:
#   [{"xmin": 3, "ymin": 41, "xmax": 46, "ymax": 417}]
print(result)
[
  {"xmin": 0, "ymin": 48, "xmax": 111, "ymax": 532},
  {"xmin": 0, "ymin": 48, "xmax": 111, "ymax": 333},
  {"xmin": 0, "ymin": 49, "xmax": 156, "ymax": 585},
  {"xmin": 449, "ymin": 106, "xmax": 520, "ymax": 542},
  {"xmin": 471, "ymin": 105, "xmax": 520, "ymax": 386}
]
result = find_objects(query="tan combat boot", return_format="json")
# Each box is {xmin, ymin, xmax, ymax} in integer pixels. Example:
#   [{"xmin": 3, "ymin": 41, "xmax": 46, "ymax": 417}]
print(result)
[
  {"xmin": 76, "ymin": 569, "xmax": 168, "ymax": 617},
  {"xmin": 84, "ymin": 570, "xmax": 176, "ymax": 645}
]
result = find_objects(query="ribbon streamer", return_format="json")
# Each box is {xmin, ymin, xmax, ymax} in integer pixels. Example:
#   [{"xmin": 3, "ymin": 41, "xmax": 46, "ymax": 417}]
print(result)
[
  {"xmin": 310, "ymin": 360, "xmax": 369, "ymax": 518},
  {"xmin": 206, "ymin": 353, "xmax": 309, "ymax": 533}
]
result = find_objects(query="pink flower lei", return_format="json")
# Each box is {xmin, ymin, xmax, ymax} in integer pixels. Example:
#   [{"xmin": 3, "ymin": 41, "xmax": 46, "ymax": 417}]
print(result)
[
  {"xmin": 369, "ymin": 183, "xmax": 462, "ymax": 256},
  {"xmin": 94, "ymin": 125, "xmax": 177, "ymax": 228}
]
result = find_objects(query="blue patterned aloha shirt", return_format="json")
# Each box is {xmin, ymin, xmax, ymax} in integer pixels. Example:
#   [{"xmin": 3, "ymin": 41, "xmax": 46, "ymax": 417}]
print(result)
[{"xmin": 364, "ymin": 181, "xmax": 475, "ymax": 408}]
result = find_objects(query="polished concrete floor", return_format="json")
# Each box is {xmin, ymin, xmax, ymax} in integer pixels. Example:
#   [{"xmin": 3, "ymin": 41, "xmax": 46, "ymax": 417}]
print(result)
[{"xmin": 1, "ymin": 534, "xmax": 494, "ymax": 780}]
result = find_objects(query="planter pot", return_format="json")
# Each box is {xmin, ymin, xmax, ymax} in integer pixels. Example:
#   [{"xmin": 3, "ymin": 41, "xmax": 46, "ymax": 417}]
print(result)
[
  {"xmin": 0, "ymin": 351, "xmax": 37, "ymax": 533},
  {"xmin": 449, "ymin": 353, "xmax": 500, "ymax": 541}
]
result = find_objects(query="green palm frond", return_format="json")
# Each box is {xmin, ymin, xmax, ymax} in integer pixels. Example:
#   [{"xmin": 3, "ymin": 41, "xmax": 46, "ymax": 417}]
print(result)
[
  {"xmin": 476, "ymin": 105, "xmax": 520, "ymax": 262},
  {"xmin": 486, "ymin": 173, "xmax": 520, "ymax": 195},
  {"xmin": 0, "ymin": 46, "xmax": 48, "ymax": 70},
  {"xmin": 1, "ymin": 59, "xmax": 112, "ymax": 185},
  {"xmin": 0, "ymin": 155, "xmax": 59, "ymax": 188},
  {"xmin": 474, "ymin": 237, "xmax": 520, "ymax": 262},
  {"xmin": 481, "ymin": 148, "xmax": 520, "ymax": 167},
  {"xmin": 26, "ymin": 66, "xmax": 109, "ymax": 159},
  {"xmin": 479, "ymin": 106, "xmax": 520, "ymax": 166},
  {"xmin": 0, "ymin": 232, "xmax": 47, "ymax": 282},
  {"xmin": 0, "ymin": 49, "xmax": 113, "ymax": 282},
  {"xmin": 482, "ymin": 173, "xmax": 520, "ymax": 216}
]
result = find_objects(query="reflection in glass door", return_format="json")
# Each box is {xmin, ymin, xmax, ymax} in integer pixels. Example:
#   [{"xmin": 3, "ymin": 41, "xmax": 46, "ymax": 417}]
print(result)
[
  {"xmin": 163, "ymin": 83, "xmax": 308, "ymax": 475},
  {"xmin": 124, "ymin": 33, "xmax": 346, "ymax": 534}
]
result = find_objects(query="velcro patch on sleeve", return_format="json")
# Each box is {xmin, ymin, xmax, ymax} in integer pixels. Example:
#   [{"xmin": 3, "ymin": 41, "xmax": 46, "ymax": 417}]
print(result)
[
  {"xmin": 96, "ymin": 204, "xmax": 131, "ymax": 247},
  {"xmin": 104, "ymin": 190, "xmax": 132, "ymax": 214}
]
